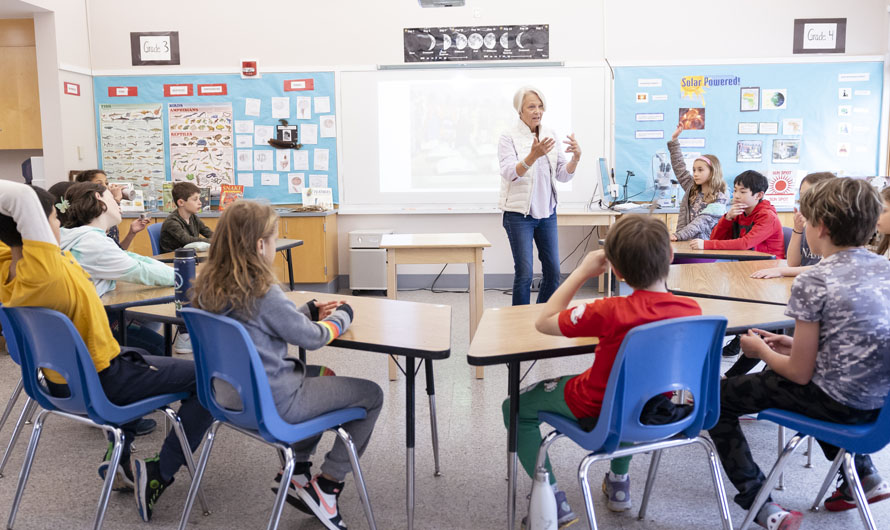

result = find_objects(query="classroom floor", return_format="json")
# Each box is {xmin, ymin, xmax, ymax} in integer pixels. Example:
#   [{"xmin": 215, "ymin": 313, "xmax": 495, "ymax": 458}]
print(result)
[{"xmin": 0, "ymin": 285, "xmax": 888, "ymax": 530}]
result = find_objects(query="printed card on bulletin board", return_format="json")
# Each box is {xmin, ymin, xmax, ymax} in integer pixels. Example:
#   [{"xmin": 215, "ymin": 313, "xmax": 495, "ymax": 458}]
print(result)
[{"xmin": 93, "ymin": 72, "xmax": 338, "ymax": 206}]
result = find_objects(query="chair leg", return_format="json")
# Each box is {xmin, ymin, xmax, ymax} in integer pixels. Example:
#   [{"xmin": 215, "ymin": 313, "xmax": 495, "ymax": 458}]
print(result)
[
  {"xmin": 694, "ymin": 436, "xmax": 733, "ymax": 530},
  {"xmin": 638, "ymin": 449, "xmax": 663, "ymax": 520},
  {"xmin": 577, "ymin": 454, "xmax": 600, "ymax": 530},
  {"xmin": 0, "ymin": 397, "xmax": 36, "ymax": 478},
  {"xmin": 776, "ymin": 426, "xmax": 786, "ymax": 490},
  {"xmin": 267, "ymin": 446, "xmax": 295, "ymax": 530},
  {"xmin": 843, "ymin": 452, "xmax": 878, "ymax": 530},
  {"xmin": 6, "ymin": 408, "xmax": 49, "ymax": 529},
  {"xmin": 805, "ymin": 436, "xmax": 814, "ymax": 468},
  {"xmin": 534, "ymin": 431, "xmax": 565, "ymax": 473},
  {"xmin": 178, "ymin": 421, "xmax": 221, "ymax": 530},
  {"xmin": 739, "ymin": 432, "xmax": 806, "ymax": 530},
  {"xmin": 92, "ymin": 427, "xmax": 125, "ymax": 530},
  {"xmin": 336, "ymin": 426, "xmax": 378, "ymax": 530},
  {"xmin": 0, "ymin": 378, "xmax": 23, "ymax": 437},
  {"xmin": 161, "ymin": 407, "xmax": 210, "ymax": 516},
  {"xmin": 810, "ymin": 450, "xmax": 844, "ymax": 511}
]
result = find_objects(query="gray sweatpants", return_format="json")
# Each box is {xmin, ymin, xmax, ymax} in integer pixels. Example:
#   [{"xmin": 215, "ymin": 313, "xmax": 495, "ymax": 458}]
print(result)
[{"xmin": 280, "ymin": 375, "xmax": 384, "ymax": 481}]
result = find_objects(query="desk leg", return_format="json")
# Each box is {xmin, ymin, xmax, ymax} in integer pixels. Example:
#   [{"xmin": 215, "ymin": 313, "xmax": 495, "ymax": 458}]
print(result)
[
  {"xmin": 163, "ymin": 323, "xmax": 172, "ymax": 357},
  {"xmin": 299, "ymin": 346, "xmax": 306, "ymax": 365},
  {"xmin": 507, "ymin": 361, "xmax": 520, "ymax": 530},
  {"xmin": 286, "ymin": 248, "xmax": 295, "ymax": 291},
  {"xmin": 118, "ymin": 311, "xmax": 127, "ymax": 347},
  {"xmin": 424, "ymin": 359, "xmax": 442, "ymax": 477},
  {"xmin": 387, "ymin": 249, "xmax": 399, "ymax": 381},
  {"xmin": 406, "ymin": 356, "xmax": 416, "ymax": 530},
  {"xmin": 470, "ymin": 249, "xmax": 485, "ymax": 379}
]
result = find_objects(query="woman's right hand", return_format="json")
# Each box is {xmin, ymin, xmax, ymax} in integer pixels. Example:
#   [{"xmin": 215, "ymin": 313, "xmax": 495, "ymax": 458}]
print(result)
[
  {"xmin": 671, "ymin": 123, "xmax": 683, "ymax": 142},
  {"xmin": 528, "ymin": 136, "xmax": 555, "ymax": 161}
]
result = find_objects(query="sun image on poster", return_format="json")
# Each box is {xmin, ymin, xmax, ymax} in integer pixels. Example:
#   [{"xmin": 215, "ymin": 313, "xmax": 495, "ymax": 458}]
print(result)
[
  {"xmin": 98, "ymin": 103, "xmax": 166, "ymax": 194},
  {"xmin": 736, "ymin": 140, "xmax": 762, "ymax": 162},
  {"xmin": 766, "ymin": 169, "xmax": 798, "ymax": 208},
  {"xmin": 678, "ymin": 108, "xmax": 705, "ymax": 130},
  {"xmin": 772, "ymin": 139, "xmax": 801, "ymax": 163},
  {"xmin": 168, "ymin": 103, "xmax": 235, "ymax": 191}
]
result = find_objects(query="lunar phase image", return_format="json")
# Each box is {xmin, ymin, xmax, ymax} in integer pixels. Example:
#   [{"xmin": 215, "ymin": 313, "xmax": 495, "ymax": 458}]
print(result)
[
  {"xmin": 468, "ymin": 32, "xmax": 483, "ymax": 50},
  {"xmin": 422, "ymin": 33, "xmax": 436, "ymax": 51},
  {"xmin": 442, "ymin": 33, "xmax": 452, "ymax": 50},
  {"xmin": 516, "ymin": 31, "xmax": 526, "ymax": 48},
  {"xmin": 500, "ymin": 32, "xmax": 510, "ymax": 48},
  {"xmin": 454, "ymin": 33, "xmax": 467, "ymax": 50},
  {"xmin": 483, "ymin": 32, "xmax": 496, "ymax": 49}
]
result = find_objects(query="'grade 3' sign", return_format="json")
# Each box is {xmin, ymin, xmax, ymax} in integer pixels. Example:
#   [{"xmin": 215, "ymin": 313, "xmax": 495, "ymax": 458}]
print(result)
[
  {"xmin": 130, "ymin": 31, "xmax": 181, "ymax": 66},
  {"xmin": 793, "ymin": 18, "xmax": 846, "ymax": 54}
]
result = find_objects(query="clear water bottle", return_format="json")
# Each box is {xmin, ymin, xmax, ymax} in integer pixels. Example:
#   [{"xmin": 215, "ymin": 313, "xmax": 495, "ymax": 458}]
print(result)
[
  {"xmin": 174, "ymin": 248, "xmax": 196, "ymax": 316},
  {"xmin": 527, "ymin": 467, "xmax": 558, "ymax": 530}
]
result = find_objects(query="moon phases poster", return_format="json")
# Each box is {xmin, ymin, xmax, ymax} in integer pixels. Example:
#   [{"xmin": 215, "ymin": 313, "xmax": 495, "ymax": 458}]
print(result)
[{"xmin": 403, "ymin": 25, "xmax": 548, "ymax": 62}]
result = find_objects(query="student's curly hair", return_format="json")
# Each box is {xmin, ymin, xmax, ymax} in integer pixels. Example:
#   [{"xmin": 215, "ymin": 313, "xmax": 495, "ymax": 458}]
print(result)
[
  {"xmin": 62, "ymin": 182, "xmax": 108, "ymax": 229},
  {"xmin": 604, "ymin": 215, "xmax": 671, "ymax": 289},
  {"xmin": 800, "ymin": 178, "xmax": 881, "ymax": 248}
]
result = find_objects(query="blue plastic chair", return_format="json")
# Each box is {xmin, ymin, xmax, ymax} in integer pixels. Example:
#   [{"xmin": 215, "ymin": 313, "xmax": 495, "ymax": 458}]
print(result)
[
  {"xmin": 534, "ymin": 316, "xmax": 731, "ymax": 530},
  {"xmin": 782, "ymin": 226, "xmax": 793, "ymax": 256},
  {"xmin": 177, "ymin": 307, "xmax": 377, "ymax": 530},
  {"xmin": 739, "ymin": 391, "xmax": 890, "ymax": 530},
  {"xmin": 147, "ymin": 222, "xmax": 162, "ymax": 255},
  {"xmin": 0, "ymin": 306, "xmax": 39, "ymax": 479},
  {"xmin": 0, "ymin": 305, "xmax": 209, "ymax": 530}
]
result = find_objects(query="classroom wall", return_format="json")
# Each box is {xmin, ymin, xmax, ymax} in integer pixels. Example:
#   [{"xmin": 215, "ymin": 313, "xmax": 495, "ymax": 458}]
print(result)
[{"xmin": 0, "ymin": 150, "xmax": 42, "ymax": 182}]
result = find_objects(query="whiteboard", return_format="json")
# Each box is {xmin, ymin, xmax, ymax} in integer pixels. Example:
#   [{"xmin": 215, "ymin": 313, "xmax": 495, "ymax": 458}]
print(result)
[{"xmin": 339, "ymin": 65, "xmax": 610, "ymax": 209}]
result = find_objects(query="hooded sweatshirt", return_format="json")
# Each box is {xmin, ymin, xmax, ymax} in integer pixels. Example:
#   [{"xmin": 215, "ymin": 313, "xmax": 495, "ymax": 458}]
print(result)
[
  {"xmin": 60, "ymin": 226, "xmax": 175, "ymax": 297},
  {"xmin": 705, "ymin": 199, "xmax": 785, "ymax": 258}
]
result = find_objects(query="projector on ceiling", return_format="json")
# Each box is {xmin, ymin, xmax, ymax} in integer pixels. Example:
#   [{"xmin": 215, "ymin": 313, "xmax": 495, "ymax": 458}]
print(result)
[{"xmin": 418, "ymin": 0, "xmax": 465, "ymax": 7}]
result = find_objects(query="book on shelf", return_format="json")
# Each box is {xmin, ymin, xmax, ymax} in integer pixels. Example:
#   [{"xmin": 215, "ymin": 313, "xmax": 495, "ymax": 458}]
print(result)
[{"xmin": 219, "ymin": 184, "xmax": 244, "ymax": 211}]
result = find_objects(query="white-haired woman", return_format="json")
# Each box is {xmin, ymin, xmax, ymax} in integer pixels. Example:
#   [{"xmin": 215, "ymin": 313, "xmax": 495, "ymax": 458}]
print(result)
[{"xmin": 498, "ymin": 86, "xmax": 582, "ymax": 305}]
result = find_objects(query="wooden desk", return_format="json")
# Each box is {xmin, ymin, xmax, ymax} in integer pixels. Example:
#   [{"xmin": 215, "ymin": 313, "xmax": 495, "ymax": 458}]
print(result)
[
  {"xmin": 128, "ymin": 291, "xmax": 450, "ymax": 530},
  {"xmin": 380, "ymin": 233, "xmax": 490, "ymax": 379},
  {"xmin": 154, "ymin": 239, "xmax": 303, "ymax": 290},
  {"xmin": 467, "ymin": 295, "xmax": 792, "ymax": 530},
  {"xmin": 558, "ymin": 210, "xmax": 620, "ymax": 295},
  {"xmin": 670, "ymin": 241, "xmax": 776, "ymax": 261},
  {"xmin": 668, "ymin": 260, "xmax": 794, "ymax": 306},
  {"xmin": 101, "ymin": 282, "xmax": 175, "ymax": 347}
]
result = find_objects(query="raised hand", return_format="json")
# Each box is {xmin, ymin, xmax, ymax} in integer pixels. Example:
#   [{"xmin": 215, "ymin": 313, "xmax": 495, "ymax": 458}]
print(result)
[
  {"xmin": 529, "ymin": 136, "xmax": 556, "ymax": 160},
  {"xmin": 563, "ymin": 133, "xmax": 581, "ymax": 161},
  {"xmin": 793, "ymin": 208, "xmax": 806, "ymax": 232},
  {"xmin": 671, "ymin": 123, "xmax": 684, "ymax": 142}
]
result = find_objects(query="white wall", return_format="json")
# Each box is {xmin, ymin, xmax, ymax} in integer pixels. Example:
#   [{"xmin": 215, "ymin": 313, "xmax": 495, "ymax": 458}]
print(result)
[{"xmin": 0, "ymin": 150, "xmax": 43, "ymax": 182}]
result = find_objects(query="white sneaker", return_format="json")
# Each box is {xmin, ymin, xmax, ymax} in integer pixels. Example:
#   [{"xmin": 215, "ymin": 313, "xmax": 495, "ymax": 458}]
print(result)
[{"xmin": 173, "ymin": 332, "xmax": 192, "ymax": 354}]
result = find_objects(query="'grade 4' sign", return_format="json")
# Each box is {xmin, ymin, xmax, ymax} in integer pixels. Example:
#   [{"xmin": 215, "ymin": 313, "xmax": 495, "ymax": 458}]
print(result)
[{"xmin": 793, "ymin": 18, "xmax": 846, "ymax": 54}]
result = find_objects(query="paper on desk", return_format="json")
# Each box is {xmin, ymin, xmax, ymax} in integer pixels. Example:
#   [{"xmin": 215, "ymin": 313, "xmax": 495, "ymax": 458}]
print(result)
[
  {"xmin": 301, "ymin": 124, "xmax": 318, "ymax": 145},
  {"xmin": 287, "ymin": 172, "xmax": 305, "ymax": 194},
  {"xmin": 237, "ymin": 150, "xmax": 253, "ymax": 171},
  {"xmin": 276, "ymin": 150, "xmax": 291, "ymax": 171},
  {"xmin": 314, "ymin": 96, "xmax": 330, "ymax": 113},
  {"xmin": 234, "ymin": 120, "xmax": 254, "ymax": 134},
  {"xmin": 236, "ymin": 135, "xmax": 252, "ymax": 148},
  {"xmin": 237, "ymin": 172, "xmax": 254, "ymax": 187},
  {"xmin": 254, "ymin": 150, "xmax": 273, "ymax": 171},
  {"xmin": 292, "ymin": 150, "xmax": 309, "ymax": 170},
  {"xmin": 261, "ymin": 172, "xmax": 279, "ymax": 186},
  {"xmin": 244, "ymin": 98, "xmax": 261, "ymax": 117},
  {"xmin": 254, "ymin": 125, "xmax": 274, "ymax": 146},
  {"xmin": 313, "ymin": 148, "xmax": 329, "ymax": 171},
  {"xmin": 319, "ymin": 115, "xmax": 336, "ymax": 138},
  {"xmin": 272, "ymin": 97, "xmax": 290, "ymax": 119},
  {"xmin": 296, "ymin": 96, "xmax": 311, "ymax": 119}
]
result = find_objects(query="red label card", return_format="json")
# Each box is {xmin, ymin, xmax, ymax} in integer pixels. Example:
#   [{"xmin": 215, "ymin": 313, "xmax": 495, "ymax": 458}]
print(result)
[
  {"xmin": 108, "ymin": 86, "xmax": 138, "ymax": 97},
  {"xmin": 163, "ymin": 84, "xmax": 193, "ymax": 97},
  {"xmin": 197, "ymin": 84, "xmax": 227, "ymax": 96},
  {"xmin": 63, "ymin": 82, "xmax": 80, "ymax": 96},
  {"xmin": 284, "ymin": 79, "xmax": 314, "ymax": 91}
]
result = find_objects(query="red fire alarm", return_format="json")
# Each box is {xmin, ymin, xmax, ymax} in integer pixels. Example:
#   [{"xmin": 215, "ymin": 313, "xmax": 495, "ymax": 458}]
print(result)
[{"xmin": 241, "ymin": 59, "xmax": 259, "ymax": 79}]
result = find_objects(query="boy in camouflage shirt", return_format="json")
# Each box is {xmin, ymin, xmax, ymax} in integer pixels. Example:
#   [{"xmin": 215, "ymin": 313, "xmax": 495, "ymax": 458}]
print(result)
[{"xmin": 710, "ymin": 177, "xmax": 890, "ymax": 530}]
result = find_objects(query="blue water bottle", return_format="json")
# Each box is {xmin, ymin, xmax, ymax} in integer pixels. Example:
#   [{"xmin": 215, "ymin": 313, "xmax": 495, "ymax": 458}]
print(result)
[{"xmin": 174, "ymin": 248, "xmax": 196, "ymax": 316}]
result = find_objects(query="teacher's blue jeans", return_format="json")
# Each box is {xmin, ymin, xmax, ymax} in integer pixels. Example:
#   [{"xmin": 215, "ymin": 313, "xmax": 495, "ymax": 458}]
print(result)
[{"xmin": 503, "ymin": 211, "xmax": 560, "ymax": 306}]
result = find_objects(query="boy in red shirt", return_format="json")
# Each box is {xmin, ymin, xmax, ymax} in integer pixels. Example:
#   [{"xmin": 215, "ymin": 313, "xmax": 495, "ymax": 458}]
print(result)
[
  {"xmin": 689, "ymin": 170, "xmax": 785, "ymax": 258},
  {"xmin": 503, "ymin": 215, "xmax": 701, "ymax": 527}
]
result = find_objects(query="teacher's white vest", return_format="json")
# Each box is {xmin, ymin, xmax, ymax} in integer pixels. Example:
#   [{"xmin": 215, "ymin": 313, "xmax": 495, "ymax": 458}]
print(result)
[{"xmin": 499, "ymin": 119, "xmax": 559, "ymax": 215}]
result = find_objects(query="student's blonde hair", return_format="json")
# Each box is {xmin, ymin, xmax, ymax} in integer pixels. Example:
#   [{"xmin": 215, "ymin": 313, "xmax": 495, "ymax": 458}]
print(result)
[
  {"xmin": 688, "ymin": 154, "xmax": 725, "ymax": 210},
  {"xmin": 800, "ymin": 178, "xmax": 881, "ymax": 248},
  {"xmin": 192, "ymin": 201, "xmax": 279, "ymax": 316}
]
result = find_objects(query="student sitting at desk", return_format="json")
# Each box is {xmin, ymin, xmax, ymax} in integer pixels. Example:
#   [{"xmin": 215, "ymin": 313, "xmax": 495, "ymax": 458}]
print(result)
[
  {"xmin": 158, "ymin": 181, "xmax": 213, "ymax": 254},
  {"xmin": 504, "ymin": 215, "xmax": 701, "ymax": 527},
  {"xmin": 74, "ymin": 169, "xmax": 150, "ymax": 250},
  {"xmin": 667, "ymin": 123, "xmax": 728, "ymax": 241},
  {"xmin": 711, "ymin": 177, "xmax": 890, "ymax": 529}
]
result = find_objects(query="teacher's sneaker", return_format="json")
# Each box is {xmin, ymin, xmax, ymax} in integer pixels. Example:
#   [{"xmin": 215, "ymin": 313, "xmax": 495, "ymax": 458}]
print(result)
[
  {"xmin": 602, "ymin": 472, "xmax": 632, "ymax": 512},
  {"xmin": 297, "ymin": 475, "xmax": 348, "ymax": 530},
  {"xmin": 754, "ymin": 502, "xmax": 802, "ymax": 530},
  {"xmin": 271, "ymin": 466, "xmax": 312, "ymax": 514},
  {"xmin": 824, "ymin": 471, "xmax": 890, "ymax": 511}
]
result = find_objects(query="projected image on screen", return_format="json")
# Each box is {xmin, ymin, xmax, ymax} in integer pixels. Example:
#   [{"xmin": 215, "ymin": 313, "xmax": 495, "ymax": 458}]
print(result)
[{"xmin": 378, "ymin": 77, "xmax": 572, "ymax": 193}]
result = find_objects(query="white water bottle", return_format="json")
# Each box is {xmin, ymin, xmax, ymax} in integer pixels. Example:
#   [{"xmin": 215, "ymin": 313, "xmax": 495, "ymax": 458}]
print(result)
[{"xmin": 527, "ymin": 467, "xmax": 558, "ymax": 530}]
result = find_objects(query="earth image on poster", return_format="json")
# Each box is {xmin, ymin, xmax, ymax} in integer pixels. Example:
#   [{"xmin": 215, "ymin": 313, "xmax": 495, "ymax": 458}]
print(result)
[{"xmin": 771, "ymin": 92, "xmax": 785, "ymax": 108}]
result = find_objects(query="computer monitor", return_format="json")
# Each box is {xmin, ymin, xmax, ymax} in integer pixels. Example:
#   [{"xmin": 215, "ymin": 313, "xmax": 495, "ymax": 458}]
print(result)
[{"xmin": 598, "ymin": 157, "xmax": 619, "ymax": 199}]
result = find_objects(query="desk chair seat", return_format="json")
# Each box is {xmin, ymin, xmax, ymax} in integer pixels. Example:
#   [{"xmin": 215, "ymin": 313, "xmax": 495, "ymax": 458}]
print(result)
[
  {"xmin": 739, "ymin": 393, "xmax": 890, "ymax": 530},
  {"xmin": 177, "ymin": 307, "xmax": 377, "ymax": 530},
  {"xmin": 535, "ymin": 316, "xmax": 731, "ymax": 530},
  {"xmin": 0, "ymin": 307, "xmax": 38, "ymax": 479},
  {"xmin": 0, "ymin": 305, "xmax": 208, "ymax": 530},
  {"xmin": 147, "ymin": 222, "xmax": 162, "ymax": 256}
]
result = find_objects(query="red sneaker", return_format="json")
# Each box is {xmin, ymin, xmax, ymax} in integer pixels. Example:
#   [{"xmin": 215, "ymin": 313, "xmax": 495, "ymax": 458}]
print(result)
[{"xmin": 824, "ymin": 473, "xmax": 890, "ymax": 512}]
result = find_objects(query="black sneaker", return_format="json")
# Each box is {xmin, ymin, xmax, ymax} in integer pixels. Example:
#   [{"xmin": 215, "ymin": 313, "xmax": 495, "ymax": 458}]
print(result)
[
  {"xmin": 722, "ymin": 335, "xmax": 741, "ymax": 357},
  {"xmin": 271, "ymin": 467, "xmax": 312, "ymax": 514},
  {"xmin": 97, "ymin": 442, "xmax": 135, "ymax": 492},
  {"xmin": 297, "ymin": 475, "xmax": 348, "ymax": 530},
  {"xmin": 134, "ymin": 455, "xmax": 173, "ymax": 522},
  {"xmin": 130, "ymin": 418, "xmax": 157, "ymax": 437}
]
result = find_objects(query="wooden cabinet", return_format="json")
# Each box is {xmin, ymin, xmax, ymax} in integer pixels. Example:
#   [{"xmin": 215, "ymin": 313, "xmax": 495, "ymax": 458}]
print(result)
[
  {"xmin": 277, "ymin": 215, "xmax": 338, "ymax": 283},
  {"xmin": 0, "ymin": 19, "xmax": 41, "ymax": 150}
]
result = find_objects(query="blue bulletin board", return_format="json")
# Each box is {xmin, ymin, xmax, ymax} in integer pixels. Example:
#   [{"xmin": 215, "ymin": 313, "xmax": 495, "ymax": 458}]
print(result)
[
  {"xmin": 93, "ymin": 72, "xmax": 338, "ymax": 205},
  {"xmin": 614, "ymin": 61, "xmax": 883, "ymax": 203}
]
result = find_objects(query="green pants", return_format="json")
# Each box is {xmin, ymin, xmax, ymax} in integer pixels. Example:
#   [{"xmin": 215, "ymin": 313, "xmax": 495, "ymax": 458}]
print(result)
[{"xmin": 501, "ymin": 375, "xmax": 631, "ymax": 485}]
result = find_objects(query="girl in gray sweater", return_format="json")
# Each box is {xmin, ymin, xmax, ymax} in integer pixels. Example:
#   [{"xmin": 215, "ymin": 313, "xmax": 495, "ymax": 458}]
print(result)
[
  {"xmin": 667, "ymin": 123, "xmax": 729, "ymax": 241},
  {"xmin": 192, "ymin": 201, "xmax": 382, "ymax": 530}
]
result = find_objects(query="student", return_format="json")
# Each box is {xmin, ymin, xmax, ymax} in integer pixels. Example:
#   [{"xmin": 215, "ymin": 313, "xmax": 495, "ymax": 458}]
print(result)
[
  {"xmin": 0, "ymin": 180, "xmax": 212, "ymax": 523},
  {"xmin": 667, "ymin": 123, "xmax": 728, "ymax": 241},
  {"xmin": 191, "ymin": 200, "xmax": 383, "ymax": 530},
  {"xmin": 750, "ymin": 172, "xmax": 835, "ymax": 279},
  {"xmin": 75, "ymin": 169, "xmax": 149, "ymax": 250},
  {"xmin": 870, "ymin": 186, "xmax": 890, "ymax": 259},
  {"xmin": 710, "ymin": 177, "xmax": 890, "ymax": 530},
  {"xmin": 689, "ymin": 170, "xmax": 785, "ymax": 258},
  {"xmin": 58, "ymin": 182, "xmax": 174, "ymax": 357},
  {"xmin": 504, "ymin": 215, "xmax": 701, "ymax": 527},
  {"xmin": 158, "ymin": 181, "xmax": 213, "ymax": 254}
]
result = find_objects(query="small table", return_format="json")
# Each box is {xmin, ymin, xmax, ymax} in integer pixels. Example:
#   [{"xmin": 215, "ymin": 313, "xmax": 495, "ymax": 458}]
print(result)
[
  {"xmin": 668, "ymin": 260, "xmax": 794, "ymax": 306},
  {"xmin": 101, "ymin": 282, "xmax": 174, "ymax": 348},
  {"xmin": 670, "ymin": 241, "xmax": 777, "ymax": 261},
  {"xmin": 380, "ymin": 233, "xmax": 490, "ymax": 379},
  {"xmin": 154, "ymin": 239, "xmax": 303, "ymax": 291},
  {"xmin": 467, "ymin": 295, "xmax": 793, "ymax": 530},
  {"xmin": 127, "ymin": 291, "xmax": 450, "ymax": 530}
]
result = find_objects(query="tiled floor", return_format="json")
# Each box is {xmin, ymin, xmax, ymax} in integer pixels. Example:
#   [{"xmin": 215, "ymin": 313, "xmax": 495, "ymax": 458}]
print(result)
[{"xmin": 0, "ymin": 285, "xmax": 887, "ymax": 529}]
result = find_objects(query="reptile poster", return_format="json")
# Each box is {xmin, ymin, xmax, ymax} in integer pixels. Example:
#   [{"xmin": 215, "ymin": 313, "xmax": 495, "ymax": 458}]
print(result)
[{"xmin": 168, "ymin": 103, "xmax": 234, "ymax": 191}]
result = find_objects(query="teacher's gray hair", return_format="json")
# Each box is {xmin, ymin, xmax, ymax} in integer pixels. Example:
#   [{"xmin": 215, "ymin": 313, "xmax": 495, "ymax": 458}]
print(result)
[{"xmin": 513, "ymin": 86, "xmax": 547, "ymax": 114}]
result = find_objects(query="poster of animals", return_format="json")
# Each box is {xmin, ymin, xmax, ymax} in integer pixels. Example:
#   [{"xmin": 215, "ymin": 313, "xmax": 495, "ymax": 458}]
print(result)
[
  {"xmin": 168, "ymin": 103, "xmax": 234, "ymax": 191},
  {"xmin": 98, "ymin": 103, "xmax": 166, "ymax": 192}
]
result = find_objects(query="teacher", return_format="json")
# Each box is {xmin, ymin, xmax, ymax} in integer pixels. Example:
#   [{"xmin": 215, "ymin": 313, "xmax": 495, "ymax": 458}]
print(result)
[{"xmin": 498, "ymin": 85, "xmax": 582, "ymax": 306}]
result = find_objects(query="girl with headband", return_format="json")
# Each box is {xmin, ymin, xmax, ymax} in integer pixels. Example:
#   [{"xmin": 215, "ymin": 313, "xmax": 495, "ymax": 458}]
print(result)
[{"xmin": 668, "ymin": 123, "xmax": 729, "ymax": 242}]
